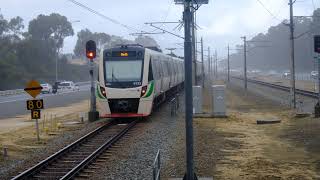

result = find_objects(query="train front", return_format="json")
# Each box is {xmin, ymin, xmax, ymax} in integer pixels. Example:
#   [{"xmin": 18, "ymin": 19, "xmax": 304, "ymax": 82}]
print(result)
[{"xmin": 97, "ymin": 45, "xmax": 154, "ymax": 118}]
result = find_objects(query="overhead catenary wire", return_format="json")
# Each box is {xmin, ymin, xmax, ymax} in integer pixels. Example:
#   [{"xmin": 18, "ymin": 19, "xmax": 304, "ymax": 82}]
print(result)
[
  {"xmin": 255, "ymin": 0, "xmax": 283, "ymax": 21},
  {"xmin": 67, "ymin": 0, "xmax": 148, "ymax": 34},
  {"xmin": 147, "ymin": 0, "xmax": 173, "ymax": 33},
  {"xmin": 312, "ymin": 0, "xmax": 316, "ymax": 11}
]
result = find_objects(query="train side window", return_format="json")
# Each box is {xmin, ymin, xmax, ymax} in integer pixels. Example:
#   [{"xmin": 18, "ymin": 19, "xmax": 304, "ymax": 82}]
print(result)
[{"xmin": 148, "ymin": 59, "xmax": 154, "ymax": 81}]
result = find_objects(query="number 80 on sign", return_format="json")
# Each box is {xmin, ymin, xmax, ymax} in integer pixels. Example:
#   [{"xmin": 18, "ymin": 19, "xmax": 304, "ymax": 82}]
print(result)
[{"xmin": 26, "ymin": 99, "xmax": 44, "ymax": 110}]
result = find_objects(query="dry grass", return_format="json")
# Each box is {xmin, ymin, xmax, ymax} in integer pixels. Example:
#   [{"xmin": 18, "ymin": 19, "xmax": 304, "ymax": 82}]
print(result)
[
  {"xmin": 163, "ymin": 81, "xmax": 320, "ymax": 179},
  {"xmin": 0, "ymin": 100, "xmax": 89, "ymax": 161}
]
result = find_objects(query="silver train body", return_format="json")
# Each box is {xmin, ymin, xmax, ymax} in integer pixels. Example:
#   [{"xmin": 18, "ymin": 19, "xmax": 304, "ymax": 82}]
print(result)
[{"xmin": 96, "ymin": 45, "xmax": 202, "ymax": 118}]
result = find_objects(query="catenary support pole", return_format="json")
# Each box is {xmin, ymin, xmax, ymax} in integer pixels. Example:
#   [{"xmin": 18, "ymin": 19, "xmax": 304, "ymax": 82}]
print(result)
[
  {"xmin": 227, "ymin": 45, "xmax": 230, "ymax": 82},
  {"xmin": 183, "ymin": 1, "xmax": 195, "ymax": 179},
  {"xmin": 208, "ymin": 47, "xmax": 211, "ymax": 82},
  {"xmin": 191, "ymin": 9, "xmax": 197, "ymax": 85},
  {"xmin": 201, "ymin": 37, "xmax": 204, "ymax": 87},
  {"xmin": 289, "ymin": 0, "xmax": 296, "ymax": 108},
  {"xmin": 241, "ymin": 36, "xmax": 247, "ymax": 90},
  {"xmin": 55, "ymin": 50, "xmax": 60, "ymax": 81},
  {"xmin": 215, "ymin": 49, "xmax": 218, "ymax": 79},
  {"xmin": 318, "ymin": 54, "xmax": 320, "ymax": 105}
]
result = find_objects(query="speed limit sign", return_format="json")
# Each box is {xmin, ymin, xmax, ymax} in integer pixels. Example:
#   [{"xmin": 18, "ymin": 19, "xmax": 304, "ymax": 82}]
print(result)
[{"xmin": 26, "ymin": 99, "xmax": 44, "ymax": 110}]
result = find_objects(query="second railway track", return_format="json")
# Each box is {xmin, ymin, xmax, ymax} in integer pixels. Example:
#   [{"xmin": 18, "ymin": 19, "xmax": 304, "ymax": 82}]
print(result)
[
  {"xmin": 12, "ymin": 119, "xmax": 137, "ymax": 180},
  {"xmin": 232, "ymin": 76, "xmax": 319, "ymax": 98}
]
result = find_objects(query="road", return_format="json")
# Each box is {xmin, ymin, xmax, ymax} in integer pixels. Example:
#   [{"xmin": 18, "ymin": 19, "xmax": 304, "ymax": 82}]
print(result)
[{"xmin": 0, "ymin": 84, "xmax": 90, "ymax": 119}]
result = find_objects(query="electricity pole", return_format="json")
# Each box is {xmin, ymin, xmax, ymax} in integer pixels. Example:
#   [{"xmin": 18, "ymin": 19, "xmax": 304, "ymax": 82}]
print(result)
[
  {"xmin": 289, "ymin": 0, "xmax": 296, "ymax": 108},
  {"xmin": 215, "ymin": 50, "xmax": 218, "ymax": 79},
  {"xmin": 192, "ymin": 10, "xmax": 197, "ymax": 85},
  {"xmin": 227, "ymin": 45, "xmax": 230, "ymax": 82},
  {"xmin": 213, "ymin": 50, "xmax": 216, "ymax": 78},
  {"xmin": 208, "ymin": 47, "xmax": 211, "ymax": 81},
  {"xmin": 241, "ymin": 36, "xmax": 247, "ymax": 90},
  {"xmin": 201, "ymin": 37, "xmax": 204, "ymax": 87},
  {"xmin": 55, "ymin": 50, "xmax": 59, "ymax": 82},
  {"xmin": 183, "ymin": 1, "xmax": 194, "ymax": 179}
]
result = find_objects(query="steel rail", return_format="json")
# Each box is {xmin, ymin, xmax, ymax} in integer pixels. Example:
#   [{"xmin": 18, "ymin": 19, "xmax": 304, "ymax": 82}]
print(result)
[
  {"xmin": 232, "ymin": 76, "xmax": 318, "ymax": 98},
  {"xmin": 61, "ymin": 120, "xmax": 137, "ymax": 180},
  {"xmin": 12, "ymin": 119, "xmax": 137, "ymax": 180},
  {"xmin": 12, "ymin": 121, "xmax": 113, "ymax": 180}
]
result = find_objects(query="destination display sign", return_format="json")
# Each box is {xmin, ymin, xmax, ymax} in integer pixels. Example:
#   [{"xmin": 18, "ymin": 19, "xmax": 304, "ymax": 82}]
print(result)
[{"xmin": 112, "ymin": 51, "xmax": 136, "ymax": 57}]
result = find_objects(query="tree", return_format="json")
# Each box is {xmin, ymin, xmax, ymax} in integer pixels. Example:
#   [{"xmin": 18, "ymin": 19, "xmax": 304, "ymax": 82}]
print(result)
[
  {"xmin": 74, "ymin": 29, "xmax": 111, "ymax": 58},
  {"xmin": 107, "ymin": 35, "xmax": 134, "ymax": 48},
  {"xmin": 74, "ymin": 29, "xmax": 94, "ymax": 58},
  {"xmin": 134, "ymin": 35, "xmax": 159, "ymax": 47},
  {"xmin": 28, "ymin": 13, "xmax": 74, "ymax": 53},
  {"xmin": 93, "ymin": 32, "xmax": 111, "ymax": 51},
  {"xmin": 230, "ymin": 14, "xmax": 317, "ymax": 73},
  {"xmin": 0, "ymin": 13, "xmax": 91, "ymax": 90},
  {"xmin": 0, "ymin": 14, "xmax": 8, "ymax": 36},
  {"xmin": 8, "ymin": 16, "xmax": 24, "ymax": 35}
]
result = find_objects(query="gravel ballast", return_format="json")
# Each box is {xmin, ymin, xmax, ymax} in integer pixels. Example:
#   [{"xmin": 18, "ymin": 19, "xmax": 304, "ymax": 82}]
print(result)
[{"xmin": 0, "ymin": 119, "xmax": 107, "ymax": 179}]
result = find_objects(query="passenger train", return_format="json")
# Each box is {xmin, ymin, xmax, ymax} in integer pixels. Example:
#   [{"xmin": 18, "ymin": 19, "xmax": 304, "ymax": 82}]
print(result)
[{"xmin": 96, "ymin": 44, "xmax": 202, "ymax": 118}]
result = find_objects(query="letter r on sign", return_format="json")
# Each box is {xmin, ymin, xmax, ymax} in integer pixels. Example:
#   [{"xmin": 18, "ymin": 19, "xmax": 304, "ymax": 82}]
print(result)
[{"xmin": 31, "ymin": 110, "xmax": 41, "ymax": 119}]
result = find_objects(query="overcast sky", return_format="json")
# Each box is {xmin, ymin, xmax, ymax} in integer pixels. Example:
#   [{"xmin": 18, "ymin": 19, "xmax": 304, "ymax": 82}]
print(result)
[{"xmin": 1, "ymin": 0, "xmax": 318, "ymax": 57}]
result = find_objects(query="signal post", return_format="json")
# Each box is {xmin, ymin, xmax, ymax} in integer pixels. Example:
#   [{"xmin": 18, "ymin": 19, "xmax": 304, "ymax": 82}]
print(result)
[{"xmin": 86, "ymin": 40, "xmax": 99, "ymax": 122}]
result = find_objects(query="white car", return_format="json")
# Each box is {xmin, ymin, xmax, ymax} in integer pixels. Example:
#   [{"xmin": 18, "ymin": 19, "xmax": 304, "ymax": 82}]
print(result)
[
  {"xmin": 311, "ymin": 71, "xmax": 318, "ymax": 79},
  {"xmin": 41, "ymin": 83, "xmax": 53, "ymax": 94},
  {"xmin": 58, "ymin": 81, "xmax": 77, "ymax": 91},
  {"xmin": 282, "ymin": 71, "xmax": 290, "ymax": 78}
]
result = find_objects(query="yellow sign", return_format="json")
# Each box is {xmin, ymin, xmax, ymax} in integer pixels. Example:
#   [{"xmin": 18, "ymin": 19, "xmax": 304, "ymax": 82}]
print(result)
[
  {"xmin": 27, "ymin": 99, "xmax": 44, "ymax": 110},
  {"xmin": 31, "ymin": 110, "xmax": 41, "ymax": 119},
  {"xmin": 120, "ymin": 52, "xmax": 128, "ymax": 57},
  {"xmin": 24, "ymin": 80, "xmax": 43, "ymax": 98}
]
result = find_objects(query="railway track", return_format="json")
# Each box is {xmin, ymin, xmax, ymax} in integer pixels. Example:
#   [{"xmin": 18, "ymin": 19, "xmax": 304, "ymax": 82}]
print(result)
[
  {"xmin": 12, "ymin": 120, "xmax": 137, "ymax": 180},
  {"xmin": 232, "ymin": 76, "xmax": 318, "ymax": 98}
]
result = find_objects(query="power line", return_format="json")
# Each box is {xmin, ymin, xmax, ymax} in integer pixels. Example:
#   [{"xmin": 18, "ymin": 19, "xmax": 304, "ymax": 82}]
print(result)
[
  {"xmin": 148, "ymin": 0, "xmax": 173, "ymax": 33},
  {"xmin": 312, "ymin": 0, "xmax": 316, "ymax": 11},
  {"xmin": 255, "ymin": 0, "xmax": 282, "ymax": 21},
  {"xmin": 67, "ymin": 0, "xmax": 147, "ymax": 33},
  {"xmin": 161, "ymin": 1, "xmax": 173, "ymax": 26}
]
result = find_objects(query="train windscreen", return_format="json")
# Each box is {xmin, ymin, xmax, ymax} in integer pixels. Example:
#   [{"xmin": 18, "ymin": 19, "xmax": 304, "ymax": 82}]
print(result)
[{"xmin": 104, "ymin": 60, "xmax": 143, "ymax": 87}]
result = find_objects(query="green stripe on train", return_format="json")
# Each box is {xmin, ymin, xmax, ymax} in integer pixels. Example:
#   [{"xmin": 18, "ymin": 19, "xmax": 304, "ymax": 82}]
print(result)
[
  {"xmin": 143, "ymin": 81, "xmax": 154, "ymax": 98},
  {"xmin": 96, "ymin": 84, "xmax": 106, "ymax": 99}
]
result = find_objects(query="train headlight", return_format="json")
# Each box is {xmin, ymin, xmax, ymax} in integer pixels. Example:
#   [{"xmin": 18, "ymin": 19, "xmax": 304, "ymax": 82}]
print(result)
[
  {"xmin": 100, "ymin": 86, "xmax": 107, "ymax": 97},
  {"xmin": 140, "ymin": 85, "xmax": 148, "ymax": 97}
]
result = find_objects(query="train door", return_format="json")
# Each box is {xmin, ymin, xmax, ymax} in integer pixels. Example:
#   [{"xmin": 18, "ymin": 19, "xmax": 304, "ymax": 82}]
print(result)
[
  {"xmin": 159, "ymin": 57, "xmax": 165, "ymax": 93},
  {"xmin": 151, "ymin": 56, "xmax": 161, "ymax": 96}
]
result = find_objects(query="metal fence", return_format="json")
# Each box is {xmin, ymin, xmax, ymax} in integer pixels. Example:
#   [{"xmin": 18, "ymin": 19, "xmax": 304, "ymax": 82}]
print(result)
[
  {"xmin": 0, "ymin": 81, "xmax": 90, "ymax": 97},
  {"xmin": 153, "ymin": 150, "xmax": 161, "ymax": 180}
]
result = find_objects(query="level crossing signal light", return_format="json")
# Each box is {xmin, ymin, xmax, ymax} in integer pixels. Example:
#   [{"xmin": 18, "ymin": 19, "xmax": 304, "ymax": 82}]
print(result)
[
  {"xmin": 86, "ymin": 40, "xmax": 96, "ymax": 59},
  {"xmin": 314, "ymin": 35, "xmax": 320, "ymax": 54}
]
